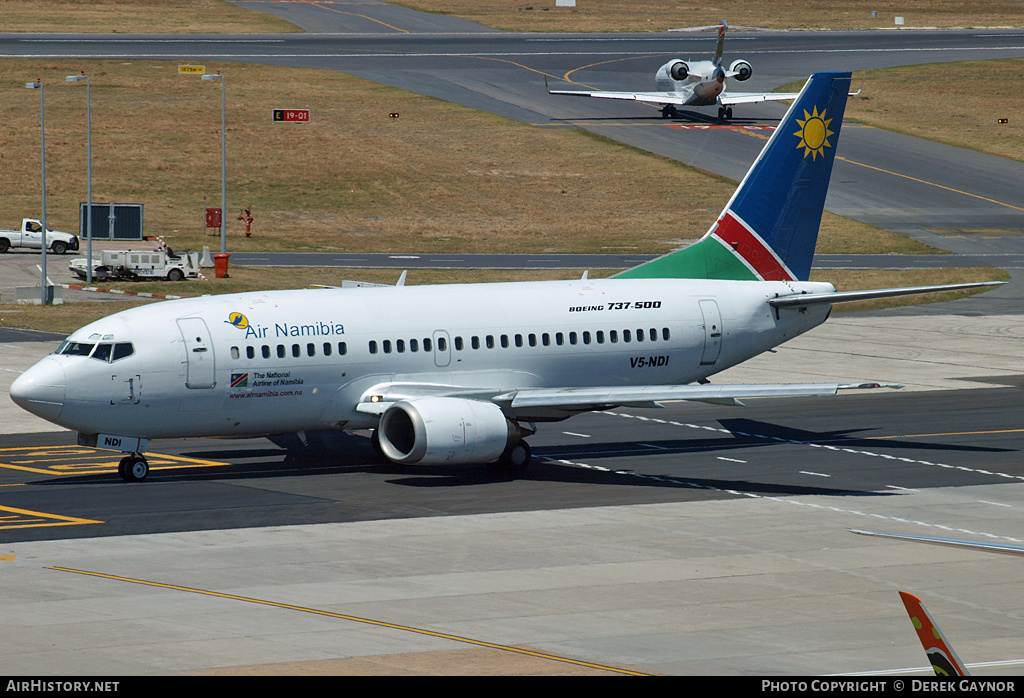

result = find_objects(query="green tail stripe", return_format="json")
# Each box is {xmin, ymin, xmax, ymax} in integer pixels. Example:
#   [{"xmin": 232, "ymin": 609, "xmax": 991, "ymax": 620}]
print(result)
[{"xmin": 615, "ymin": 236, "xmax": 759, "ymax": 281}]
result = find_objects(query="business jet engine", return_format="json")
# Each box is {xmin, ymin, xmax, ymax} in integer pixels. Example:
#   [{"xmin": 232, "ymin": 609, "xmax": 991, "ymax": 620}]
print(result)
[
  {"xmin": 668, "ymin": 60, "xmax": 689, "ymax": 81},
  {"xmin": 729, "ymin": 59, "xmax": 752, "ymax": 81},
  {"xmin": 377, "ymin": 397, "xmax": 522, "ymax": 465}
]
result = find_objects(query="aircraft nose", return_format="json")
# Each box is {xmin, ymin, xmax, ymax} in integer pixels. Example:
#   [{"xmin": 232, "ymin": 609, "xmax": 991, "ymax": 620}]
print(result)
[{"xmin": 10, "ymin": 357, "xmax": 66, "ymax": 423}]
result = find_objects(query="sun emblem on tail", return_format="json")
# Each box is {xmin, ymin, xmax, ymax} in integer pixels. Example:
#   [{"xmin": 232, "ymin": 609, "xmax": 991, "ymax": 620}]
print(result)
[{"xmin": 794, "ymin": 105, "xmax": 833, "ymax": 160}]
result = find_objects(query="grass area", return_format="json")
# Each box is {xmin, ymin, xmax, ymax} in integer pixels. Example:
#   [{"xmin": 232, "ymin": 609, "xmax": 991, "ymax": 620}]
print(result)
[
  {"xmin": 394, "ymin": 0, "xmax": 1024, "ymax": 32},
  {"xmin": 1, "ymin": 265, "xmax": 1006, "ymax": 336},
  {"xmin": 840, "ymin": 61, "xmax": 1024, "ymax": 164},
  {"xmin": 0, "ymin": 0, "xmax": 299, "ymax": 33},
  {"xmin": 1, "ymin": 59, "xmax": 929, "ymax": 257}
]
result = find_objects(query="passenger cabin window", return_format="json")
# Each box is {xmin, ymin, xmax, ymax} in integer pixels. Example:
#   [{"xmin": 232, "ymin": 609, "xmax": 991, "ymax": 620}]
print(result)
[
  {"xmin": 338, "ymin": 341, "xmax": 347, "ymax": 355},
  {"xmin": 323, "ymin": 343, "xmax": 332, "ymax": 357},
  {"xmin": 247, "ymin": 346, "xmax": 255, "ymax": 359},
  {"xmin": 454, "ymin": 337, "xmax": 463, "ymax": 351},
  {"xmin": 369, "ymin": 341, "xmax": 378, "ymax": 354},
  {"xmin": 436, "ymin": 337, "xmax": 445, "ymax": 352},
  {"xmin": 231, "ymin": 346, "xmax": 240, "ymax": 360}
]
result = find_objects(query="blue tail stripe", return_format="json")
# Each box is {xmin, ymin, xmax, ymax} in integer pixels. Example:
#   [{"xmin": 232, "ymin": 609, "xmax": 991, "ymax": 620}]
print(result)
[{"xmin": 725, "ymin": 72, "xmax": 851, "ymax": 281}]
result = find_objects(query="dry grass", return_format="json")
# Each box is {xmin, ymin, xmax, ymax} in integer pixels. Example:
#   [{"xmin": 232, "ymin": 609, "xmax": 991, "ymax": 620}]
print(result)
[
  {"xmin": 842, "ymin": 60, "xmax": 1024, "ymax": 164},
  {"xmin": 395, "ymin": 0, "xmax": 1024, "ymax": 32},
  {"xmin": 1, "ymin": 59, "xmax": 928, "ymax": 257},
  {"xmin": 0, "ymin": 0, "xmax": 298, "ymax": 33},
  {"xmin": 2, "ymin": 265, "xmax": 1007, "ymax": 335}
]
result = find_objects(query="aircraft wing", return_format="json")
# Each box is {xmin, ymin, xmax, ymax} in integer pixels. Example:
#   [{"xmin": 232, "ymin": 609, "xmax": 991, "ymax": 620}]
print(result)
[
  {"xmin": 547, "ymin": 88, "xmax": 689, "ymax": 106},
  {"xmin": 719, "ymin": 91, "xmax": 801, "ymax": 105},
  {"xmin": 356, "ymin": 381, "xmax": 901, "ymax": 419},
  {"xmin": 851, "ymin": 529, "xmax": 1024, "ymax": 557}
]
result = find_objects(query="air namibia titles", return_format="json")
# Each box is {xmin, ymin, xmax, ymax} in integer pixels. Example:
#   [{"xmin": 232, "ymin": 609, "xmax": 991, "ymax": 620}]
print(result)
[{"xmin": 244, "ymin": 320, "xmax": 345, "ymax": 339}]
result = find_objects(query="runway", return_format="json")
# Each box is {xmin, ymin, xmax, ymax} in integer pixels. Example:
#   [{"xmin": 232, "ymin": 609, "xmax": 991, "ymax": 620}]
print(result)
[{"xmin": 2, "ymin": 1, "xmax": 1024, "ymax": 677}]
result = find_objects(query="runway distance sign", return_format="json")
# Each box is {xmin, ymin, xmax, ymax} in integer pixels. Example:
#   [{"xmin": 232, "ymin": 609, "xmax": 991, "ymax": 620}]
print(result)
[
  {"xmin": 273, "ymin": 109, "xmax": 310, "ymax": 123},
  {"xmin": 178, "ymin": 65, "xmax": 205, "ymax": 74}
]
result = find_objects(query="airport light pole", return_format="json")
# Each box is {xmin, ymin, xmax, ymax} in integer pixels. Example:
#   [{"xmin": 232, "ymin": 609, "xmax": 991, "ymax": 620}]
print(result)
[
  {"xmin": 202, "ymin": 72, "xmax": 227, "ymax": 255},
  {"xmin": 66, "ymin": 73, "xmax": 93, "ymax": 283},
  {"xmin": 25, "ymin": 79, "xmax": 50, "ymax": 305}
]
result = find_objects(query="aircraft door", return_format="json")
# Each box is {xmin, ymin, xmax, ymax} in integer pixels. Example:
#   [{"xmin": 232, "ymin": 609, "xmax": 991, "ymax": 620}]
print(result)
[
  {"xmin": 698, "ymin": 299, "xmax": 722, "ymax": 366},
  {"xmin": 177, "ymin": 317, "xmax": 216, "ymax": 388},
  {"xmin": 433, "ymin": 330, "xmax": 451, "ymax": 368}
]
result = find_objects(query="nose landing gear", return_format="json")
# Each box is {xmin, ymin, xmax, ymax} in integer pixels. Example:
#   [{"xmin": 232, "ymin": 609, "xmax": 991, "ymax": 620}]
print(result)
[{"xmin": 118, "ymin": 453, "xmax": 150, "ymax": 482}]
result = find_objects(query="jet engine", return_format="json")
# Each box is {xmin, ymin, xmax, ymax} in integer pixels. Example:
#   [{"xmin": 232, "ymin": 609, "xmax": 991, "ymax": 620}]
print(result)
[
  {"xmin": 668, "ymin": 61, "xmax": 689, "ymax": 81},
  {"xmin": 377, "ymin": 397, "xmax": 520, "ymax": 465},
  {"xmin": 729, "ymin": 60, "xmax": 753, "ymax": 81}
]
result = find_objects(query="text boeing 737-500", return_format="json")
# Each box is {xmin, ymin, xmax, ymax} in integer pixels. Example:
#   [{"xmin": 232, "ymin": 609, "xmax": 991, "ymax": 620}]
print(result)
[{"xmin": 10, "ymin": 72, "xmax": 1002, "ymax": 482}]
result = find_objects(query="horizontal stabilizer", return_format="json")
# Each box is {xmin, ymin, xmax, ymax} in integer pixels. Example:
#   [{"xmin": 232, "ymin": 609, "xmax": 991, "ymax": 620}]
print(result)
[{"xmin": 769, "ymin": 281, "xmax": 1005, "ymax": 308}]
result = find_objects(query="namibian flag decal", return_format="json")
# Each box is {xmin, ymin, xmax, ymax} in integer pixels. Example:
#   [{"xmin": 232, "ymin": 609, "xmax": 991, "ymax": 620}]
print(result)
[{"xmin": 230, "ymin": 373, "xmax": 249, "ymax": 388}]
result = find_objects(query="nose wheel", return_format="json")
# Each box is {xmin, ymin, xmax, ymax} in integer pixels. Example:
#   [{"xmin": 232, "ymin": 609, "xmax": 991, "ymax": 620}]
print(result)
[{"xmin": 118, "ymin": 454, "xmax": 150, "ymax": 482}]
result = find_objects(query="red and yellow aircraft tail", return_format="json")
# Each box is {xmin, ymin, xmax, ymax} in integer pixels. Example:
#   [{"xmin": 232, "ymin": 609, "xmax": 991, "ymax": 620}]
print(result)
[{"xmin": 899, "ymin": 591, "xmax": 970, "ymax": 677}]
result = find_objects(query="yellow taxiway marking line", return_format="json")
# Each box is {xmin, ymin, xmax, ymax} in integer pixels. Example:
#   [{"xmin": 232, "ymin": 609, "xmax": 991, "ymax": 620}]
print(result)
[
  {"xmin": 304, "ymin": 0, "xmax": 411, "ymax": 34},
  {"xmin": 0, "ymin": 445, "xmax": 226, "ymax": 476},
  {"xmin": 869, "ymin": 428, "xmax": 1024, "ymax": 440},
  {"xmin": 48, "ymin": 566, "xmax": 649, "ymax": 676},
  {"xmin": 0, "ymin": 506, "xmax": 102, "ymax": 531},
  {"xmin": 835, "ymin": 156, "xmax": 1024, "ymax": 212}
]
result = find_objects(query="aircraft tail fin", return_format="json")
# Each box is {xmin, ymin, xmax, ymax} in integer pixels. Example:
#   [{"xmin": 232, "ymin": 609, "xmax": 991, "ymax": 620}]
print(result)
[
  {"xmin": 899, "ymin": 591, "xmax": 971, "ymax": 677},
  {"xmin": 616, "ymin": 71, "xmax": 852, "ymax": 282},
  {"xmin": 714, "ymin": 20, "xmax": 727, "ymax": 65}
]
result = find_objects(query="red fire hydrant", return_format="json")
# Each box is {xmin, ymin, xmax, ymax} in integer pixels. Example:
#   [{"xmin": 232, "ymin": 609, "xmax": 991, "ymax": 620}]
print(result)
[{"xmin": 237, "ymin": 208, "xmax": 253, "ymax": 237}]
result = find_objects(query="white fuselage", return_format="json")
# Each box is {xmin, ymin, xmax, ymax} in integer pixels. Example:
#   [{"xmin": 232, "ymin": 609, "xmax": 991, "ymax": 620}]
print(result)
[
  {"xmin": 16, "ymin": 277, "xmax": 834, "ymax": 441},
  {"xmin": 655, "ymin": 59, "xmax": 726, "ymax": 106}
]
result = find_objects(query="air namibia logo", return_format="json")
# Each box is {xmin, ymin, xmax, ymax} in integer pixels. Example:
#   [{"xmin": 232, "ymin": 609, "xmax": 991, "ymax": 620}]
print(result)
[
  {"xmin": 226, "ymin": 312, "xmax": 248, "ymax": 330},
  {"xmin": 794, "ymin": 105, "xmax": 833, "ymax": 161}
]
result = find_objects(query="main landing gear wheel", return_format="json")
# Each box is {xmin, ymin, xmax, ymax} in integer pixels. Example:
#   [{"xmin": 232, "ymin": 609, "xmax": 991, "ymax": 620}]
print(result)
[
  {"xmin": 718, "ymin": 106, "xmax": 733, "ymax": 120},
  {"xmin": 661, "ymin": 105, "xmax": 678, "ymax": 119},
  {"xmin": 496, "ymin": 441, "xmax": 532, "ymax": 472},
  {"xmin": 118, "ymin": 454, "xmax": 149, "ymax": 482}
]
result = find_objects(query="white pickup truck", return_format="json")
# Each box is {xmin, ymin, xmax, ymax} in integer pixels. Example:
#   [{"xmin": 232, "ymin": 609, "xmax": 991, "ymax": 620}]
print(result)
[{"xmin": 0, "ymin": 218, "xmax": 80, "ymax": 254}]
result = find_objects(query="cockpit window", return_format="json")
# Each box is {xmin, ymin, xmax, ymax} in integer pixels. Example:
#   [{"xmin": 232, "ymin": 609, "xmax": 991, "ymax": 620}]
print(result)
[
  {"xmin": 112, "ymin": 343, "xmax": 134, "ymax": 361},
  {"xmin": 58, "ymin": 340, "xmax": 134, "ymax": 362},
  {"xmin": 91, "ymin": 343, "xmax": 113, "ymax": 362},
  {"xmin": 61, "ymin": 342, "xmax": 95, "ymax": 356}
]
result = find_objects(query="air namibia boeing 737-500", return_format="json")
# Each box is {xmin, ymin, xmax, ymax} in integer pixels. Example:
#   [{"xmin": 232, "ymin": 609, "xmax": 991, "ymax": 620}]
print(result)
[{"xmin": 10, "ymin": 72, "xmax": 1002, "ymax": 482}]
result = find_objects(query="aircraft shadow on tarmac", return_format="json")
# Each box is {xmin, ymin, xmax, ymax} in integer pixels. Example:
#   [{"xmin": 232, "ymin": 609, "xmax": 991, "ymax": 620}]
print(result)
[
  {"xmin": 548, "ymin": 109, "xmax": 774, "ymax": 125},
  {"xmin": 716, "ymin": 418, "xmax": 1012, "ymax": 456},
  {"xmin": 34, "ymin": 419, "xmax": 1011, "ymax": 498}
]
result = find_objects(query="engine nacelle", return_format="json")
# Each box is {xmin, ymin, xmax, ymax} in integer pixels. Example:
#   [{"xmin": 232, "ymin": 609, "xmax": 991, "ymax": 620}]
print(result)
[
  {"xmin": 729, "ymin": 59, "xmax": 752, "ymax": 81},
  {"xmin": 377, "ymin": 397, "xmax": 517, "ymax": 465},
  {"xmin": 668, "ymin": 61, "xmax": 689, "ymax": 81}
]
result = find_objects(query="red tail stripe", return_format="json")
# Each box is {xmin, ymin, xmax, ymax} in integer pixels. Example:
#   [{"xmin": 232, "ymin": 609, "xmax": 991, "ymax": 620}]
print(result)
[{"xmin": 713, "ymin": 211, "xmax": 795, "ymax": 281}]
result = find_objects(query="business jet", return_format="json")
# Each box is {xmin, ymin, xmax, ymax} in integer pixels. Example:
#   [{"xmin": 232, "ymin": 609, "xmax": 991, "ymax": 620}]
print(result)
[
  {"xmin": 547, "ymin": 20, "xmax": 800, "ymax": 120},
  {"xmin": 10, "ymin": 72, "xmax": 1002, "ymax": 482}
]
